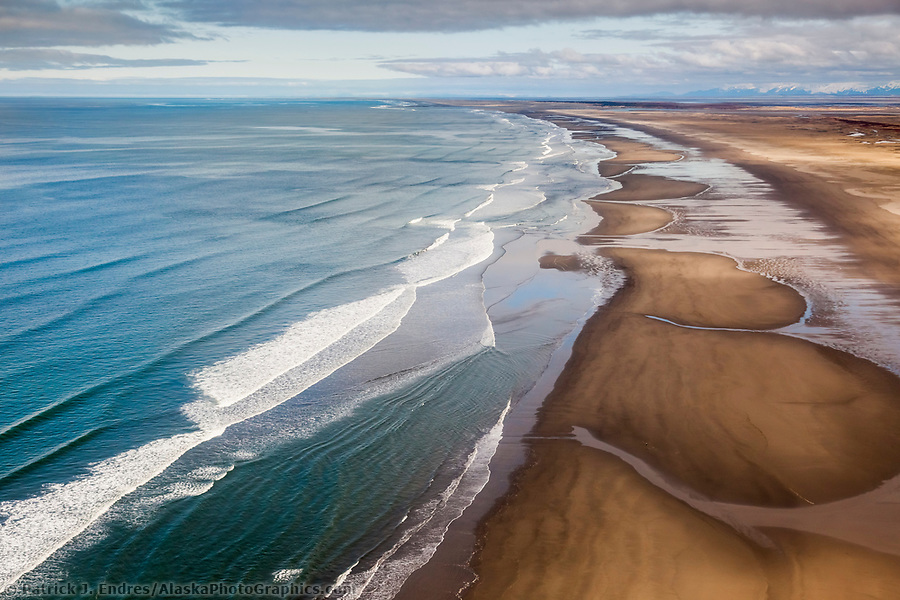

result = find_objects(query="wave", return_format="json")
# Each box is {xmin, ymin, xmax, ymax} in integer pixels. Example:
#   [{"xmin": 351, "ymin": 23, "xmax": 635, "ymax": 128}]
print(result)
[
  {"xmin": 192, "ymin": 288, "xmax": 411, "ymax": 408},
  {"xmin": 0, "ymin": 250, "xmax": 78, "ymax": 272},
  {"xmin": 250, "ymin": 126, "xmax": 345, "ymax": 135},
  {"xmin": 399, "ymin": 223, "xmax": 494, "ymax": 288},
  {"xmin": 261, "ymin": 195, "xmax": 353, "ymax": 221},
  {"xmin": 341, "ymin": 398, "xmax": 511, "ymax": 599},
  {"xmin": 463, "ymin": 194, "xmax": 493, "ymax": 218},
  {"xmin": 0, "ymin": 167, "xmax": 152, "ymax": 190},
  {"xmin": 0, "ymin": 254, "xmax": 144, "ymax": 293},
  {"xmin": 0, "ymin": 426, "xmax": 106, "ymax": 484},
  {"xmin": 424, "ymin": 233, "xmax": 450, "ymax": 252}
]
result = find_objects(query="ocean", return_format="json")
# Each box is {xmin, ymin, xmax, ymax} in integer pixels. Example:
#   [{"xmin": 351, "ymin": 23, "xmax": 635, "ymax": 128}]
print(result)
[{"xmin": 0, "ymin": 99, "xmax": 618, "ymax": 598}]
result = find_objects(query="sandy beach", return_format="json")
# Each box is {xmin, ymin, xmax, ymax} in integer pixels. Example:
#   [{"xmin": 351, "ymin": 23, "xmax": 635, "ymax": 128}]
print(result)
[{"xmin": 445, "ymin": 101, "xmax": 900, "ymax": 599}]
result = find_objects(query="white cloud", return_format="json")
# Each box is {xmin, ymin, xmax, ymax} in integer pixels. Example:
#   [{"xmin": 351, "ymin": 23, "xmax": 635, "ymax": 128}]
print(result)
[
  {"xmin": 383, "ymin": 16, "xmax": 900, "ymax": 87},
  {"xmin": 0, "ymin": 49, "xmax": 212, "ymax": 70}
]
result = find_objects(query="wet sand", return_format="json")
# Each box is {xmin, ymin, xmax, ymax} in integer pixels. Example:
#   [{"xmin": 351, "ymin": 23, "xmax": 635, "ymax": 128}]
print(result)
[
  {"xmin": 594, "ymin": 173, "xmax": 708, "ymax": 202},
  {"xmin": 581, "ymin": 201, "xmax": 672, "ymax": 236},
  {"xmin": 460, "ymin": 101, "xmax": 900, "ymax": 599},
  {"xmin": 596, "ymin": 163, "xmax": 633, "ymax": 177},
  {"xmin": 590, "ymin": 137, "xmax": 682, "ymax": 164}
]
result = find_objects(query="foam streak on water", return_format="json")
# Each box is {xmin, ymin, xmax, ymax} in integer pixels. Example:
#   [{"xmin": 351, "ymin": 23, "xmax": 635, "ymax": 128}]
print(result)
[
  {"xmin": 341, "ymin": 399, "xmax": 512, "ymax": 600},
  {"xmin": 193, "ymin": 289, "xmax": 409, "ymax": 408}
]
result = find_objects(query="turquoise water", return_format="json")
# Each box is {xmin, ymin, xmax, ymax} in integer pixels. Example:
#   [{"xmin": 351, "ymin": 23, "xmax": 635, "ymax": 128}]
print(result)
[{"xmin": 0, "ymin": 99, "xmax": 615, "ymax": 598}]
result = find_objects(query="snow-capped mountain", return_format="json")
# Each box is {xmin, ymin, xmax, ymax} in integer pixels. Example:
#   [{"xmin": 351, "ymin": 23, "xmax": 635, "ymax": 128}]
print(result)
[{"xmin": 683, "ymin": 83, "xmax": 900, "ymax": 97}]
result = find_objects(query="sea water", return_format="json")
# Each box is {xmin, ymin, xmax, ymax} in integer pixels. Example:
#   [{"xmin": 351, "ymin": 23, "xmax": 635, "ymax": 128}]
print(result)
[{"xmin": 0, "ymin": 99, "xmax": 617, "ymax": 597}]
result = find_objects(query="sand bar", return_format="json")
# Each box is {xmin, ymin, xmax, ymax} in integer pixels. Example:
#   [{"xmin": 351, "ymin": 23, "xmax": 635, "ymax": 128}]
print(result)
[
  {"xmin": 594, "ymin": 172, "xmax": 709, "ymax": 202},
  {"xmin": 596, "ymin": 163, "xmax": 633, "ymax": 177},
  {"xmin": 582, "ymin": 201, "xmax": 673, "ymax": 236},
  {"xmin": 591, "ymin": 137, "xmax": 683, "ymax": 164}
]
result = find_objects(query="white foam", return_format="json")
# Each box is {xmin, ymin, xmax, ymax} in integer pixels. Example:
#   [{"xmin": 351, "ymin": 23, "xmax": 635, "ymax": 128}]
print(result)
[
  {"xmin": 398, "ymin": 223, "xmax": 494, "ymax": 288},
  {"xmin": 193, "ymin": 288, "xmax": 409, "ymax": 408},
  {"xmin": 463, "ymin": 194, "xmax": 494, "ymax": 218},
  {"xmin": 137, "ymin": 464, "xmax": 235, "ymax": 509},
  {"xmin": 324, "ymin": 562, "xmax": 359, "ymax": 598},
  {"xmin": 251, "ymin": 126, "xmax": 343, "ymax": 134},
  {"xmin": 272, "ymin": 569, "xmax": 303, "ymax": 583},
  {"xmin": 541, "ymin": 135, "xmax": 553, "ymax": 156},
  {"xmin": 481, "ymin": 319, "xmax": 496, "ymax": 348},
  {"xmin": 424, "ymin": 233, "xmax": 450, "ymax": 252},
  {"xmin": 184, "ymin": 287, "xmax": 419, "ymax": 430},
  {"xmin": 372, "ymin": 101, "xmax": 417, "ymax": 110},
  {"xmin": 0, "ymin": 429, "xmax": 214, "ymax": 593},
  {"xmin": 429, "ymin": 218, "xmax": 460, "ymax": 231}
]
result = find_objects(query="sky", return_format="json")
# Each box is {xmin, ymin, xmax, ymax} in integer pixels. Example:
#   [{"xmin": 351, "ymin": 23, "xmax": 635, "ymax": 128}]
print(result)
[{"xmin": 0, "ymin": 0, "xmax": 898, "ymax": 97}]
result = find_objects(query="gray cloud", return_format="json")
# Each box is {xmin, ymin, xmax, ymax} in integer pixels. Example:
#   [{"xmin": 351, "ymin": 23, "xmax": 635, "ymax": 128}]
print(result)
[
  {"xmin": 0, "ymin": 49, "xmax": 210, "ymax": 70},
  {"xmin": 166, "ymin": 0, "xmax": 900, "ymax": 32},
  {"xmin": 0, "ymin": 0, "xmax": 195, "ymax": 47},
  {"xmin": 383, "ymin": 17, "xmax": 900, "ymax": 86}
]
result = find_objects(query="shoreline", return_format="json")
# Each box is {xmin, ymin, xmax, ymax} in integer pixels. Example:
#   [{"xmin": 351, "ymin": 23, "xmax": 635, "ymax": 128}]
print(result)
[
  {"xmin": 413, "ymin": 100, "xmax": 900, "ymax": 599},
  {"xmin": 553, "ymin": 103, "xmax": 900, "ymax": 293}
]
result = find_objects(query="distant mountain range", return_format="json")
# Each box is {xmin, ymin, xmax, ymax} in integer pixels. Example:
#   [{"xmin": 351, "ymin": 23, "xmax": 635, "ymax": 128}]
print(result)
[{"xmin": 682, "ymin": 83, "xmax": 900, "ymax": 98}]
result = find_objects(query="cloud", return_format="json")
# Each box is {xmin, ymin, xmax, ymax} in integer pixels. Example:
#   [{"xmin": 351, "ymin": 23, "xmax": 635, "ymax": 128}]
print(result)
[
  {"xmin": 0, "ymin": 49, "xmax": 211, "ymax": 70},
  {"xmin": 0, "ymin": 0, "xmax": 195, "ymax": 47},
  {"xmin": 386, "ymin": 51, "xmax": 666, "ymax": 79},
  {"xmin": 382, "ymin": 17, "xmax": 900, "ymax": 86},
  {"xmin": 166, "ymin": 0, "xmax": 900, "ymax": 32}
]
